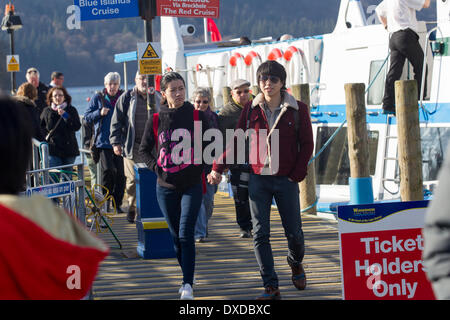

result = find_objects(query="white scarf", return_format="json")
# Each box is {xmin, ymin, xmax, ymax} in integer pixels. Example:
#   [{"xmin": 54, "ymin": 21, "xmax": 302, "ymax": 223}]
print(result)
[{"xmin": 51, "ymin": 102, "xmax": 67, "ymax": 111}]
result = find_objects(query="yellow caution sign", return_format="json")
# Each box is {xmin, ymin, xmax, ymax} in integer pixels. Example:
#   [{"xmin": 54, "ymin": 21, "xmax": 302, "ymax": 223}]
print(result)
[
  {"xmin": 142, "ymin": 43, "xmax": 159, "ymax": 59},
  {"xmin": 139, "ymin": 59, "xmax": 162, "ymax": 75},
  {"xmin": 6, "ymin": 55, "xmax": 20, "ymax": 72},
  {"xmin": 137, "ymin": 42, "xmax": 162, "ymax": 76}
]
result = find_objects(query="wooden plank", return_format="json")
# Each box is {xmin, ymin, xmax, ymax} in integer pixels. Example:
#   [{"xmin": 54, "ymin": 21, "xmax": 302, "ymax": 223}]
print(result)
[{"xmin": 92, "ymin": 192, "xmax": 342, "ymax": 300}]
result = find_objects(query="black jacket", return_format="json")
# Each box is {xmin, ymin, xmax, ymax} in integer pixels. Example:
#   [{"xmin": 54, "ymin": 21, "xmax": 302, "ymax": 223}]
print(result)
[
  {"xmin": 40, "ymin": 105, "xmax": 81, "ymax": 158},
  {"xmin": 139, "ymin": 102, "xmax": 209, "ymax": 191},
  {"xmin": 35, "ymin": 82, "xmax": 49, "ymax": 115},
  {"xmin": 14, "ymin": 96, "xmax": 44, "ymax": 141}
]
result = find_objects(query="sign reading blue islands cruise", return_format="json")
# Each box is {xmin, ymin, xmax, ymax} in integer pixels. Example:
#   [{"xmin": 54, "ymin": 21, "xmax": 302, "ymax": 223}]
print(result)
[{"xmin": 74, "ymin": 0, "xmax": 139, "ymax": 21}]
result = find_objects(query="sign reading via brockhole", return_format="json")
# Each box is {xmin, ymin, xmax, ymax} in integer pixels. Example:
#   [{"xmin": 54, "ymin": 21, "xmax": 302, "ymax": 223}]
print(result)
[{"xmin": 156, "ymin": 0, "xmax": 220, "ymax": 18}]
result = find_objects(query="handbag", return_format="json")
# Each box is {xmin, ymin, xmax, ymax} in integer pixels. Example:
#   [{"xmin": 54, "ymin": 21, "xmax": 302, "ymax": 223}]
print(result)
[{"xmin": 45, "ymin": 117, "xmax": 63, "ymax": 142}]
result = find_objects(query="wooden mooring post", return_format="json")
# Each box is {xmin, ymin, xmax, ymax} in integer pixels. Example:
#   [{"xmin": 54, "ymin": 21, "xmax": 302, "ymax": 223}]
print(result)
[
  {"xmin": 291, "ymin": 84, "xmax": 317, "ymax": 215},
  {"xmin": 222, "ymin": 86, "xmax": 231, "ymax": 106},
  {"xmin": 344, "ymin": 83, "xmax": 374, "ymax": 204},
  {"xmin": 395, "ymin": 80, "xmax": 423, "ymax": 201}
]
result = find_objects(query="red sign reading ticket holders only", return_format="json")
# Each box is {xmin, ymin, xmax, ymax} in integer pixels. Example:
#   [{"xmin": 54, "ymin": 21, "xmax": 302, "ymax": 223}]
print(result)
[
  {"xmin": 338, "ymin": 200, "xmax": 435, "ymax": 300},
  {"xmin": 156, "ymin": 0, "xmax": 220, "ymax": 18}
]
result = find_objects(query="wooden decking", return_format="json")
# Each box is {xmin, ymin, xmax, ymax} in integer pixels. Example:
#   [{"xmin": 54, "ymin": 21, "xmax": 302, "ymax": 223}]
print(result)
[{"xmin": 92, "ymin": 192, "xmax": 342, "ymax": 300}]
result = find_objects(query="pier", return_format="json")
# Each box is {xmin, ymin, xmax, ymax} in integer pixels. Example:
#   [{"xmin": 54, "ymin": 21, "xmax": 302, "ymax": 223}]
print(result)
[{"xmin": 92, "ymin": 192, "xmax": 342, "ymax": 300}]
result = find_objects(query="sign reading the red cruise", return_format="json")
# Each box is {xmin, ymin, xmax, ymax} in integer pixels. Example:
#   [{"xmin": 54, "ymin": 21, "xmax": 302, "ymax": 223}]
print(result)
[
  {"xmin": 338, "ymin": 201, "xmax": 435, "ymax": 300},
  {"xmin": 156, "ymin": 0, "xmax": 220, "ymax": 18}
]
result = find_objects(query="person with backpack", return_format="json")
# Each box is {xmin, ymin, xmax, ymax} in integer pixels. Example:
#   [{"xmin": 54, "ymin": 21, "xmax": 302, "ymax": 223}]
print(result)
[
  {"xmin": 208, "ymin": 61, "xmax": 314, "ymax": 300},
  {"xmin": 110, "ymin": 71, "xmax": 161, "ymax": 223},
  {"xmin": 139, "ymin": 72, "xmax": 210, "ymax": 300},
  {"xmin": 84, "ymin": 72, "xmax": 126, "ymax": 213}
]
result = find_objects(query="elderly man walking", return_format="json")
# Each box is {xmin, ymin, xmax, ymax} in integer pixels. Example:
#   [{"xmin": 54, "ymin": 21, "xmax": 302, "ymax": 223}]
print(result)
[
  {"xmin": 110, "ymin": 71, "xmax": 161, "ymax": 223},
  {"xmin": 25, "ymin": 67, "xmax": 49, "ymax": 115},
  {"xmin": 84, "ymin": 72, "xmax": 126, "ymax": 213},
  {"xmin": 217, "ymin": 79, "xmax": 254, "ymax": 238}
]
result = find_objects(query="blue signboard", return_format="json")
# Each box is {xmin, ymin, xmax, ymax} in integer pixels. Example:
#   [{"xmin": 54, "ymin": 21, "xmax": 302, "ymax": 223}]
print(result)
[
  {"xmin": 26, "ymin": 181, "xmax": 75, "ymax": 198},
  {"xmin": 74, "ymin": 0, "xmax": 140, "ymax": 21}
]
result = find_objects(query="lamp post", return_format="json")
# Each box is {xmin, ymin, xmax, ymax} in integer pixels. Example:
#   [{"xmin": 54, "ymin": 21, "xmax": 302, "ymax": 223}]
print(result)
[{"xmin": 1, "ymin": 2, "xmax": 22, "ymax": 94}]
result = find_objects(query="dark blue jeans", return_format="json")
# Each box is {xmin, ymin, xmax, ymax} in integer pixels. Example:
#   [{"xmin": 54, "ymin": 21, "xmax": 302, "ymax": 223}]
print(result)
[
  {"xmin": 156, "ymin": 183, "xmax": 203, "ymax": 286},
  {"xmin": 248, "ymin": 174, "xmax": 305, "ymax": 288}
]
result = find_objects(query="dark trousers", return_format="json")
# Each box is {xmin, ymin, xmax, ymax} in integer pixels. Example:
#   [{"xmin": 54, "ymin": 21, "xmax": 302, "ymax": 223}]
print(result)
[
  {"xmin": 248, "ymin": 174, "xmax": 305, "ymax": 288},
  {"xmin": 230, "ymin": 169, "xmax": 253, "ymax": 232},
  {"xmin": 99, "ymin": 148, "xmax": 125, "ymax": 207},
  {"xmin": 383, "ymin": 28, "xmax": 425, "ymax": 108},
  {"xmin": 156, "ymin": 183, "xmax": 203, "ymax": 286}
]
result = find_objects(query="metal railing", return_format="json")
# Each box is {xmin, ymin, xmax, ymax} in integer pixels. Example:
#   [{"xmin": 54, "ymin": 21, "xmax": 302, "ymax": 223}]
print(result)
[{"xmin": 25, "ymin": 162, "xmax": 86, "ymax": 224}]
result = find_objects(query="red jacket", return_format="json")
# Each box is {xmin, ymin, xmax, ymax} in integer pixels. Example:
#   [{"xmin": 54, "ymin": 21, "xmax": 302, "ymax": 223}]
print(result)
[
  {"xmin": 213, "ymin": 92, "xmax": 314, "ymax": 182},
  {"xmin": 0, "ymin": 195, "xmax": 109, "ymax": 300}
]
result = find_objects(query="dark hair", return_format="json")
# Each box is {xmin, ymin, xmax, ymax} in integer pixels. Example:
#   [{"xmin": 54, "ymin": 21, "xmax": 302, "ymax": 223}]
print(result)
[
  {"xmin": 256, "ymin": 60, "xmax": 287, "ymax": 92},
  {"xmin": 0, "ymin": 96, "xmax": 32, "ymax": 194},
  {"xmin": 46, "ymin": 86, "xmax": 72, "ymax": 106},
  {"xmin": 51, "ymin": 71, "xmax": 64, "ymax": 80},
  {"xmin": 239, "ymin": 36, "xmax": 251, "ymax": 45},
  {"xmin": 160, "ymin": 72, "xmax": 186, "ymax": 105}
]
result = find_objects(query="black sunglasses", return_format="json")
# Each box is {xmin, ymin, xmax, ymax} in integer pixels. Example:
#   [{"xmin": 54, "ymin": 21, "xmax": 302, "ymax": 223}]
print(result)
[
  {"xmin": 259, "ymin": 75, "xmax": 280, "ymax": 83},
  {"xmin": 195, "ymin": 100, "xmax": 209, "ymax": 104}
]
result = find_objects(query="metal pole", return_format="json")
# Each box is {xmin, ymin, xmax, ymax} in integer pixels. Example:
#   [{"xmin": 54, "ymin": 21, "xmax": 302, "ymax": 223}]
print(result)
[
  {"xmin": 204, "ymin": 18, "xmax": 208, "ymax": 43},
  {"xmin": 8, "ymin": 29, "xmax": 16, "ymax": 94},
  {"xmin": 144, "ymin": 19, "xmax": 156, "ymax": 114}
]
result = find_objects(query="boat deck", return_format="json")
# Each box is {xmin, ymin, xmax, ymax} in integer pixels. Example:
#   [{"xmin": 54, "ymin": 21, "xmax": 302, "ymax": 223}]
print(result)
[{"xmin": 92, "ymin": 192, "xmax": 342, "ymax": 300}]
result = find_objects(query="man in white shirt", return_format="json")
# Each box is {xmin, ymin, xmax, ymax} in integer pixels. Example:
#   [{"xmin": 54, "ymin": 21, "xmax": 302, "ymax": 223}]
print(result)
[{"xmin": 376, "ymin": 0, "xmax": 430, "ymax": 115}]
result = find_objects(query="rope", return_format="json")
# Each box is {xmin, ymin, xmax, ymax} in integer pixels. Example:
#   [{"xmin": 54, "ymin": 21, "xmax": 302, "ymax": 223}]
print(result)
[
  {"xmin": 308, "ymin": 52, "xmax": 390, "ymax": 165},
  {"xmin": 304, "ymin": 52, "xmax": 391, "ymax": 211}
]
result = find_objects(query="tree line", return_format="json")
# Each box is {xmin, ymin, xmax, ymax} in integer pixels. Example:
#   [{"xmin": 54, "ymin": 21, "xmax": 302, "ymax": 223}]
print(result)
[{"xmin": 0, "ymin": 0, "xmax": 435, "ymax": 89}]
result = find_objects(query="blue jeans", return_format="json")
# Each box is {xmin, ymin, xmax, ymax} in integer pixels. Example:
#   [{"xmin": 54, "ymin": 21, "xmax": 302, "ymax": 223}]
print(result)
[
  {"xmin": 49, "ymin": 156, "xmax": 76, "ymax": 183},
  {"xmin": 248, "ymin": 174, "xmax": 305, "ymax": 288},
  {"xmin": 156, "ymin": 183, "xmax": 203, "ymax": 286},
  {"xmin": 195, "ymin": 182, "xmax": 217, "ymax": 239},
  {"xmin": 49, "ymin": 155, "xmax": 76, "ymax": 168}
]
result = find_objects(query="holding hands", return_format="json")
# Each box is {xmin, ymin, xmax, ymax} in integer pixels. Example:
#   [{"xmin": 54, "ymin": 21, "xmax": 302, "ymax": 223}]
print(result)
[{"xmin": 207, "ymin": 170, "xmax": 222, "ymax": 185}]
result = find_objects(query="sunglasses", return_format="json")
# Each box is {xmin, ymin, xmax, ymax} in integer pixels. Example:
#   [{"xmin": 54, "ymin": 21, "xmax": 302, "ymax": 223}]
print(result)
[
  {"xmin": 259, "ymin": 75, "xmax": 280, "ymax": 83},
  {"xmin": 234, "ymin": 89, "xmax": 250, "ymax": 95},
  {"xmin": 195, "ymin": 100, "xmax": 209, "ymax": 104}
]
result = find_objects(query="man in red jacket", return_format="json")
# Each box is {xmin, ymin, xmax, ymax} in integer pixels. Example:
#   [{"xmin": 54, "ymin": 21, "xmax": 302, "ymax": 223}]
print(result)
[{"xmin": 209, "ymin": 61, "xmax": 314, "ymax": 300}]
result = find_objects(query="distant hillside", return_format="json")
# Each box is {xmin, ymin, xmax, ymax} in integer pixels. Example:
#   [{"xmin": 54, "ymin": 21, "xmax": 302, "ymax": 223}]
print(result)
[{"xmin": 0, "ymin": 0, "xmax": 436, "ymax": 89}]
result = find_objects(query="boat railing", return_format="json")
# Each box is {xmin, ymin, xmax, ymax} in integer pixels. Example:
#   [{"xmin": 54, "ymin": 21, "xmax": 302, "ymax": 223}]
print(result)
[{"xmin": 420, "ymin": 25, "xmax": 444, "ymax": 118}]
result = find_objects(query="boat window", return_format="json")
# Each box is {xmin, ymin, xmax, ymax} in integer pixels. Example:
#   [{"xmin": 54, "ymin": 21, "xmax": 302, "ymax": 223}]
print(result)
[
  {"xmin": 421, "ymin": 127, "xmax": 450, "ymax": 181},
  {"xmin": 367, "ymin": 60, "xmax": 387, "ymax": 106},
  {"xmin": 315, "ymin": 127, "xmax": 379, "ymax": 185}
]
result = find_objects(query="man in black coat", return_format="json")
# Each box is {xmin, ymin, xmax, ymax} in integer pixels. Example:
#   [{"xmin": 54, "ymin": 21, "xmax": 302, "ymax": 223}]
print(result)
[
  {"xmin": 218, "ymin": 79, "xmax": 254, "ymax": 238},
  {"xmin": 26, "ymin": 67, "xmax": 49, "ymax": 116}
]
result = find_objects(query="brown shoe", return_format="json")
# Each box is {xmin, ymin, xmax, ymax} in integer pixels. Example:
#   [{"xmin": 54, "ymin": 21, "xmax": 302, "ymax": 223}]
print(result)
[
  {"xmin": 288, "ymin": 258, "xmax": 306, "ymax": 290},
  {"xmin": 256, "ymin": 286, "xmax": 281, "ymax": 300}
]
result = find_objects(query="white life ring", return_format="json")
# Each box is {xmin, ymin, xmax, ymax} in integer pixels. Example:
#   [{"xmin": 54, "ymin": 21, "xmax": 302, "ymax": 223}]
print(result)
[
  {"xmin": 227, "ymin": 52, "xmax": 246, "ymax": 85},
  {"xmin": 244, "ymin": 51, "xmax": 262, "ymax": 86},
  {"xmin": 283, "ymin": 46, "xmax": 309, "ymax": 86}
]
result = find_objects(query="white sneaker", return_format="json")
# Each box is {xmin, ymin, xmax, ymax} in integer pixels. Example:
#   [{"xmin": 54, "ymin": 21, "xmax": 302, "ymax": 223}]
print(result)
[{"xmin": 180, "ymin": 283, "xmax": 194, "ymax": 300}]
